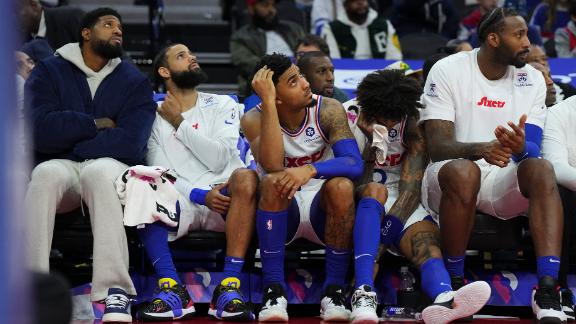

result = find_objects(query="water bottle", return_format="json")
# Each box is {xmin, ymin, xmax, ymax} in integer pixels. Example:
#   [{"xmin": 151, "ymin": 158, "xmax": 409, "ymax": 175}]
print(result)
[
  {"xmin": 399, "ymin": 266, "xmax": 415, "ymax": 291},
  {"xmin": 382, "ymin": 306, "xmax": 423, "ymax": 321},
  {"xmin": 397, "ymin": 266, "xmax": 420, "ymax": 309}
]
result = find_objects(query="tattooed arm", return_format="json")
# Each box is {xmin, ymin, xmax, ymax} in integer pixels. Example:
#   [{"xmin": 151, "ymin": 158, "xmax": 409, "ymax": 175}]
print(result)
[
  {"xmin": 388, "ymin": 118, "xmax": 428, "ymax": 223},
  {"xmin": 424, "ymin": 119, "xmax": 512, "ymax": 167},
  {"xmin": 319, "ymin": 97, "xmax": 357, "ymax": 143}
]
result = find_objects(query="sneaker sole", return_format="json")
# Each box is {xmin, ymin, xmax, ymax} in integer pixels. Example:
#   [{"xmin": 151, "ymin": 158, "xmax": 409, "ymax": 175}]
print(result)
[
  {"xmin": 422, "ymin": 281, "xmax": 491, "ymax": 324},
  {"xmin": 101, "ymin": 313, "xmax": 132, "ymax": 323},
  {"xmin": 538, "ymin": 317, "xmax": 567, "ymax": 324},
  {"xmin": 208, "ymin": 308, "xmax": 255, "ymax": 322},
  {"xmin": 258, "ymin": 309, "xmax": 289, "ymax": 322},
  {"xmin": 350, "ymin": 313, "xmax": 379, "ymax": 324},
  {"xmin": 320, "ymin": 308, "xmax": 351, "ymax": 322},
  {"xmin": 562, "ymin": 306, "xmax": 575, "ymax": 321},
  {"xmin": 139, "ymin": 306, "xmax": 196, "ymax": 322}
]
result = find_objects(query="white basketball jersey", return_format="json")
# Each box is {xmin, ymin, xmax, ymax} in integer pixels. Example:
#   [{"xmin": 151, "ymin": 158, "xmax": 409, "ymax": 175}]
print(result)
[
  {"xmin": 257, "ymin": 95, "xmax": 334, "ymax": 191},
  {"xmin": 343, "ymin": 99, "xmax": 407, "ymax": 186}
]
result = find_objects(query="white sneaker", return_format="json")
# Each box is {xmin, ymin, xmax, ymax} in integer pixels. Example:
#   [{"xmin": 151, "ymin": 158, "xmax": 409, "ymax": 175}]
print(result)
[
  {"xmin": 532, "ymin": 276, "xmax": 567, "ymax": 324},
  {"xmin": 422, "ymin": 281, "xmax": 491, "ymax": 324},
  {"xmin": 258, "ymin": 284, "xmax": 289, "ymax": 322},
  {"xmin": 350, "ymin": 285, "xmax": 378, "ymax": 324},
  {"xmin": 320, "ymin": 284, "xmax": 351, "ymax": 321}
]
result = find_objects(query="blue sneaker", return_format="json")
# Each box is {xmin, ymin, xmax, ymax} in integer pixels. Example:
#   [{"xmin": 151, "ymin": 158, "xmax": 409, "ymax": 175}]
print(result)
[
  {"xmin": 208, "ymin": 278, "xmax": 254, "ymax": 321},
  {"xmin": 102, "ymin": 288, "xmax": 132, "ymax": 323},
  {"xmin": 138, "ymin": 284, "xmax": 196, "ymax": 321}
]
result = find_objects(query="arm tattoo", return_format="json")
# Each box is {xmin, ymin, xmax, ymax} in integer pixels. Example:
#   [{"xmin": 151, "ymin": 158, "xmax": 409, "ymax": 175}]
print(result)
[
  {"xmin": 356, "ymin": 144, "xmax": 377, "ymax": 187},
  {"xmin": 319, "ymin": 97, "xmax": 355, "ymax": 144},
  {"xmin": 425, "ymin": 120, "xmax": 489, "ymax": 162},
  {"xmin": 389, "ymin": 120, "xmax": 428, "ymax": 222}
]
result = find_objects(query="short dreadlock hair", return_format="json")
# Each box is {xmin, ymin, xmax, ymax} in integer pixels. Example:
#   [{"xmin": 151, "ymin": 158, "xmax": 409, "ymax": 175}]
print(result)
[
  {"xmin": 356, "ymin": 69, "xmax": 423, "ymax": 123},
  {"xmin": 477, "ymin": 7, "xmax": 520, "ymax": 43}
]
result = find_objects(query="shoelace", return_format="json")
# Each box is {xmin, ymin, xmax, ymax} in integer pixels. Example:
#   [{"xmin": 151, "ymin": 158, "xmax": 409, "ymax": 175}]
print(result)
[
  {"xmin": 537, "ymin": 287, "xmax": 562, "ymax": 310},
  {"xmin": 106, "ymin": 294, "xmax": 129, "ymax": 309},
  {"xmin": 325, "ymin": 293, "xmax": 345, "ymax": 307},
  {"xmin": 352, "ymin": 293, "xmax": 376, "ymax": 309}
]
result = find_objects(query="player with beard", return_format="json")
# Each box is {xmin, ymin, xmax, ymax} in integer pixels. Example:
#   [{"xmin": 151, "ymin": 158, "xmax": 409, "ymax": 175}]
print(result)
[
  {"xmin": 321, "ymin": 0, "xmax": 402, "ymax": 59},
  {"xmin": 134, "ymin": 43, "xmax": 258, "ymax": 322},
  {"xmin": 24, "ymin": 8, "xmax": 156, "ymax": 322},
  {"xmin": 297, "ymin": 51, "xmax": 350, "ymax": 103},
  {"xmin": 242, "ymin": 53, "xmax": 386, "ymax": 323},
  {"xmin": 421, "ymin": 8, "xmax": 566, "ymax": 323},
  {"xmin": 230, "ymin": 0, "xmax": 305, "ymax": 96}
]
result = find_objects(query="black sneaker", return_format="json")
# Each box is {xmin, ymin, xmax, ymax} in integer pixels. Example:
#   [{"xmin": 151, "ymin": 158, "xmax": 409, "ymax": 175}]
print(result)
[
  {"xmin": 531, "ymin": 276, "xmax": 567, "ymax": 323},
  {"xmin": 138, "ymin": 284, "xmax": 196, "ymax": 321},
  {"xmin": 208, "ymin": 278, "xmax": 255, "ymax": 322},
  {"xmin": 422, "ymin": 281, "xmax": 491, "ymax": 324},
  {"xmin": 561, "ymin": 289, "xmax": 576, "ymax": 321},
  {"xmin": 258, "ymin": 283, "xmax": 289, "ymax": 322},
  {"xmin": 320, "ymin": 284, "xmax": 351, "ymax": 321}
]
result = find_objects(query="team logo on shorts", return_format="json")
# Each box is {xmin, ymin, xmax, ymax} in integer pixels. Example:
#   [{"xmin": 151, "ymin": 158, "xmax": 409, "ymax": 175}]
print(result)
[
  {"xmin": 306, "ymin": 127, "xmax": 315, "ymax": 137},
  {"xmin": 267, "ymin": 219, "xmax": 273, "ymax": 230}
]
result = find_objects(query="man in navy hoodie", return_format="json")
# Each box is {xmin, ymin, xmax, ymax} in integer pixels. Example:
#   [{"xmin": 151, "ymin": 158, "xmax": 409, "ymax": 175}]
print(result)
[{"xmin": 24, "ymin": 8, "xmax": 156, "ymax": 323}]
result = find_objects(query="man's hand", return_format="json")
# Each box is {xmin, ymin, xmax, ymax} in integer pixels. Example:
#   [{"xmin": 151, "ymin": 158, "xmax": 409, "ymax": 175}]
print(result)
[
  {"xmin": 158, "ymin": 91, "xmax": 184, "ymax": 129},
  {"xmin": 356, "ymin": 112, "xmax": 374, "ymax": 141},
  {"xmin": 251, "ymin": 66, "xmax": 276, "ymax": 105},
  {"xmin": 274, "ymin": 165, "xmax": 316, "ymax": 199},
  {"xmin": 95, "ymin": 118, "xmax": 116, "ymax": 130},
  {"xmin": 481, "ymin": 140, "xmax": 513, "ymax": 167},
  {"xmin": 205, "ymin": 183, "xmax": 231, "ymax": 215},
  {"xmin": 494, "ymin": 114, "xmax": 527, "ymax": 155}
]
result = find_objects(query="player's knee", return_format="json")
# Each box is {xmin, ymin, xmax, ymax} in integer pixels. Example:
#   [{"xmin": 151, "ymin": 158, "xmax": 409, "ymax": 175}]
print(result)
[
  {"xmin": 521, "ymin": 158, "xmax": 555, "ymax": 185},
  {"xmin": 438, "ymin": 160, "xmax": 480, "ymax": 203},
  {"xmin": 360, "ymin": 182, "xmax": 388, "ymax": 204},
  {"xmin": 324, "ymin": 177, "xmax": 355, "ymax": 201},
  {"xmin": 229, "ymin": 168, "xmax": 259, "ymax": 196},
  {"xmin": 30, "ymin": 161, "xmax": 69, "ymax": 188},
  {"xmin": 79, "ymin": 158, "xmax": 120, "ymax": 187}
]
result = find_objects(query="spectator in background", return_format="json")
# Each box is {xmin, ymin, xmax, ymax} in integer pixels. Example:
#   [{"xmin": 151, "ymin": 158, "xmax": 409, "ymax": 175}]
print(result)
[
  {"xmin": 530, "ymin": 0, "xmax": 571, "ymax": 41},
  {"xmin": 459, "ymin": 0, "xmax": 498, "ymax": 41},
  {"xmin": 390, "ymin": 0, "xmax": 458, "ymax": 38},
  {"xmin": 297, "ymin": 51, "xmax": 349, "ymax": 103},
  {"xmin": 24, "ymin": 8, "xmax": 156, "ymax": 323},
  {"xmin": 230, "ymin": 0, "xmax": 305, "ymax": 97},
  {"xmin": 295, "ymin": 33, "xmax": 330, "ymax": 58},
  {"xmin": 321, "ymin": 0, "xmax": 402, "ymax": 59},
  {"xmin": 20, "ymin": 38, "xmax": 54, "ymax": 63},
  {"xmin": 554, "ymin": 0, "xmax": 576, "ymax": 57},
  {"xmin": 542, "ymin": 95, "xmax": 576, "ymax": 321},
  {"xmin": 529, "ymin": 61, "xmax": 558, "ymax": 107},
  {"xmin": 310, "ymin": 0, "xmax": 346, "ymax": 35},
  {"xmin": 18, "ymin": 0, "xmax": 84, "ymax": 50},
  {"xmin": 526, "ymin": 44, "xmax": 576, "ymax": 101}
]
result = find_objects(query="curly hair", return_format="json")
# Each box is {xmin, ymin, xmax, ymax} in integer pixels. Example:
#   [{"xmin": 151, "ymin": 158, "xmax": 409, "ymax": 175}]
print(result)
[
  {"xmin": 253, "ymin": 53, "xmax": 293, "ymax": 86},
  {"xmin": 356, "ymin": 69, "xmax": 423, "ymax": 123}
]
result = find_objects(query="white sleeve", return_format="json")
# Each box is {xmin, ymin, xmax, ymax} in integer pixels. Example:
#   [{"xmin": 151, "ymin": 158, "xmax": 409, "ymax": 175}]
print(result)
[
  {"xmin": 321, "ymin": 23, "xmax": 342, "ymax": 58},
  {"xmin": 385, "ymin": 20, "xmax": 403, "ymax": 60},
  {"xmin": 420, "ymin": 61, "xmax": 456, "ymax": 123},
  {"xmin": 543, "ymin": 101, "xmax": 576, "ymax": 191},
  {"xmin": 526, "ymin": 71, "xmax": 547, "ymax": 129},
  {"xmin": 146, "ymin": 115, "xmax": 172, "ymax": 168},
  {"xmin": 175, "ymin": 98, "xmax": 241, "ymax": 172}
]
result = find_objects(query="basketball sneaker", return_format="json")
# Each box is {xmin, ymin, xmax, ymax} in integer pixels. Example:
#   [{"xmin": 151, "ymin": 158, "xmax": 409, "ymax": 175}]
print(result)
[
  {"xmin": 320, "ymin": 284, "xmax": 351, "ymax": 321},
  {"xmin": 208, "ymin": 277, "xmax": 254, "ymax": 321},
  {"xmin": 102, "ymin": 288, "xmax": 132, "ymax": 323},
  {"xmin": 532, "ymin": 276, "xmax": 567, "ymax": 324},
  {"xmin": 350, "ymin": 285, "xmax": 378, "ymax": 324},
  {"xmin": 138, "ymin": 284, "xmax": 196, "ymax": 321},
  {"xmin": 258, "ymin": 283, "xmax": 288, "ymax": 322},
  {"xmin": 422, "ymin": 280, "xmax": 491, "ymax": 324}
]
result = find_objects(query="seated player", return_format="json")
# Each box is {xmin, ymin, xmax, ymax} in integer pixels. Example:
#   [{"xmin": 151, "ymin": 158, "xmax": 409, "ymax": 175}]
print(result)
[
  {"xmin": 344, "ymin": 69, "xmax": 491, "ymax": 324},
  {"xmin": 241, "ymin": 53, "xmax": 386, "ymax": 324}
]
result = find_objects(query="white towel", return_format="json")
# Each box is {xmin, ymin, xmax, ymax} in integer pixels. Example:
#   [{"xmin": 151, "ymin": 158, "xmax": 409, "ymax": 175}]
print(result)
[
  {"xmin": 115, "ymin": 165, "xmax": 180, "ymax": 228},
  {"xmin": 372, "ymin": 124, "xmax": 389, "ymax": 164}
]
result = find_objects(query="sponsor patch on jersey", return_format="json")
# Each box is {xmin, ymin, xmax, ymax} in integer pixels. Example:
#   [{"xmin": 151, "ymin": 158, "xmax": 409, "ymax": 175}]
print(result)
[
  {"xmin": 426, "ymin": 82, "xmax": 438, "ymax": 98},
  {"xmin": 306, "ymin": 126, "xmax": 315, "ymax": 137}
]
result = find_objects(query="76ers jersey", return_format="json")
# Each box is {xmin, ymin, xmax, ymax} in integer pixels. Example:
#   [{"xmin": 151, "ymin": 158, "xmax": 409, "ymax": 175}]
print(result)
[
  {"xmin": 257, "ymin": 95, "xmax": 334, "ymax": 191},
  {"xmin": 343, "ymin": 99, "xmax": 406, "ymax": 186}
]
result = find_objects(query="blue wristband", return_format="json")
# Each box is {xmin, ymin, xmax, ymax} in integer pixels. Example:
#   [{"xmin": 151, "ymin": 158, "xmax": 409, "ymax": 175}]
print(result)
[
  {"xmin": 380, "ymin": 214, "xmax": 404, "ymax": 248},
  {"xmin": 189, "ymin": 188, "xmax": 209, "ymax": 205}
]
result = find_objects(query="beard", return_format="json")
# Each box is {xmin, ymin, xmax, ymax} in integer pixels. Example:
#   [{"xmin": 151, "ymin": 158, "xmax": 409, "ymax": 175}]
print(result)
[
  {"xmin": 347, "ymin": 10, "xmax": 368, "ymax": 24},
  {"xmin": 252, "ymin": 13, "xmax": 279, "ymax": 30},
  {"xmin": 171, "ymin": 68, "xmax": 208, "ymax": 89},
  {"xmin": 92, "ymin": 39, "xmax": 123, "ymax": 59}
]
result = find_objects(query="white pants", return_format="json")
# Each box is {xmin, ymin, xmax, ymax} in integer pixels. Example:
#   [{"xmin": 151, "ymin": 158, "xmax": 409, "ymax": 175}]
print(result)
[
  {"xmin": 25, "ymin": 158, "xmax": 136, "ymax": 301},
  {"xmin": 422, "ymin": 159, "xmax": 529, "ymax": 220},
  {"xmin": 172, "ymin": 188, "xmax": 227, "ymax": 241}
]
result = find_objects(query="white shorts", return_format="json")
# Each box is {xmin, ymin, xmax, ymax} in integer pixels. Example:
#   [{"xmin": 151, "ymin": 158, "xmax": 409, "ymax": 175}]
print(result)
[
  {"xmin": 421, "ymin": 159, "xmax": 529, "ymax": 220},
  {"xmin": 286, "ymin": 189, "xmax": 325, "ymax": 246},
  {"xmin": 384, "ymin": 183, "xmax": 437, "ymax": 231},
  {"xmin": 170, "ymin": 187, "xmax": 226, "ymax": 241}
]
